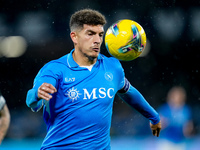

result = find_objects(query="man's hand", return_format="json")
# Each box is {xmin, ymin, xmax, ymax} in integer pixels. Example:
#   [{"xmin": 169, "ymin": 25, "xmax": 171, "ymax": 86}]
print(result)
[
  {"xmin": 38, "ymin": 83, "xmax": 57, "ymax": 101},
  {"xmin": 150, "ymin": 121, "xmax": 161, "ymax": 137}
]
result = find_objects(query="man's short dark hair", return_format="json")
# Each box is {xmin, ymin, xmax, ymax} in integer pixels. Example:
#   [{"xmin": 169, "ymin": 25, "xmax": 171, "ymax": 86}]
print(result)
[{"xmin": 70, "ymin": 9, "xmax": 107, "ymax": 31}]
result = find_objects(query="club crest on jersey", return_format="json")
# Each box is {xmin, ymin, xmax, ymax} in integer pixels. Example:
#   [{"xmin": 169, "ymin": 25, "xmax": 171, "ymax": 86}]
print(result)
[
  {"xmin": 104, "ymin": 72, "xmax": 113, "ymax": 81},
  {"xmin": 65, "ymin": 87, "xmax": 81, "ymax": 102}
]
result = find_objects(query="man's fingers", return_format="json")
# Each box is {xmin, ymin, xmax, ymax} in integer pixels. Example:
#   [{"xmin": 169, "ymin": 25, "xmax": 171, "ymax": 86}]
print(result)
[
  {"xmin": 49, "ymin": 84, "xmax": 57, "ymax": 92},
  {"xmin": 41, "ymin": 83, "xmax": 57, "ymax": 93},
  {"xmin": 38, "ymin": 83, "xmax": 57, "ymax": 100},
  {"xmin": 38, "ymin": 89, "xmax": 52, "ymax": 101},
  {"xmin": 153, "ymin": 129, "xmax": 156, "ymax": 136},
  {"xmin": 150, "ymin": 121, "xmax": 162, "ymax": 137},
  {"xmin": 38, "ymin": 94, "xmax": 52, "ymax": 101},
  {"xmin": 41, "ymin": 83, "xmax": 57, "ymax": 94},
  {"xmin": 40, "ymin": 86, "xmax": 54, "ymax": 94},
  {"xmin": 44, "ymin": 83, "xmax": 57, "ymax": 93},
  {"xmin": 156, "ymin": 128, "xmax": 161, "ymax": 137}
]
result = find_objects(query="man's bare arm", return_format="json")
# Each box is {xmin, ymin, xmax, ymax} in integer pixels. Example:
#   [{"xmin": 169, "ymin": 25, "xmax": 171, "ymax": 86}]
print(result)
[{"xmin": 0, "ymin": 104, "xmax": 10, "ymax": 144}]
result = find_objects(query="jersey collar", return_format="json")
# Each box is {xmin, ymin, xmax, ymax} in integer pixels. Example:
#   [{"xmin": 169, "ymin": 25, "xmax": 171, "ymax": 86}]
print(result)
[{"xmin": 67, "ymin": 49, "xmax": 103, "ymax": 68}]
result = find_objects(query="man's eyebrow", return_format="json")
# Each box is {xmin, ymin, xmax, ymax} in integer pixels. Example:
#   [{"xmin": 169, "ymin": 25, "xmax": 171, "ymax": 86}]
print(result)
[
  {"xmin": 86, "ymin": 30, "xmax": 96, "ymax": 33},
  {"xmin": 86, "ymin": 30, "xmax": 104, "ymax": 34}
]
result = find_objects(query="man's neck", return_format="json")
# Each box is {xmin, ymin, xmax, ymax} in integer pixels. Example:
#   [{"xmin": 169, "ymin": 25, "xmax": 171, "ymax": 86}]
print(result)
[{"xmin": 72, "ymin": 50, "xmax": 97, "ymax": 66}]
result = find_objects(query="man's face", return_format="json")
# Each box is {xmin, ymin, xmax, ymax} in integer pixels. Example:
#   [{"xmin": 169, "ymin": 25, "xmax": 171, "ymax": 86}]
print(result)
[
  {"xmin": 168, "ymin": 89, "xmax": 186, "ymax": 108},
  {"xmin": 74, "ymin": 24, "xmax": 104, "ymax": 59}
]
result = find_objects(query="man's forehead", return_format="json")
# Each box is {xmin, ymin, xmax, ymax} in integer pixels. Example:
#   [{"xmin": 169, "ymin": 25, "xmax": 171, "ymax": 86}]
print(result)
[{"xmin": 83, "ymin": 24, "xmax": 104, "ymax": 32}]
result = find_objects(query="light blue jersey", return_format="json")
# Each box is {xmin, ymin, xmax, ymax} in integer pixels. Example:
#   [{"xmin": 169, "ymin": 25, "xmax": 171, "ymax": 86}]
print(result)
[
  {"xmin": 28, "ymin": 49, "xmax": 124, "ymax": 149},
  {"xmin": 158, "ymin": 103, "xmax": 192, "ymax": 143},
  {"xmin": 26, "ymin": 49, "xmax": 160, "ymax": 149}
]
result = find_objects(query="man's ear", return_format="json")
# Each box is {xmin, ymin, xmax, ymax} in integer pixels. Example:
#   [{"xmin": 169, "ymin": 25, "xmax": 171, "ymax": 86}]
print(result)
[{"xmin": 70, "ymin": 32, "xmax": 77, "ymax": 44}]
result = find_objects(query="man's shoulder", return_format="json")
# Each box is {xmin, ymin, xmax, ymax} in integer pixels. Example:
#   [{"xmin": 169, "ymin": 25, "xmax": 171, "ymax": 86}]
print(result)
[
  {"xmin": 51, "ymin": 54, "xmax": 69, "ymax": 65},
  {"xmin": 36, "ymin": 54, "xmax": 70, "ymax": 76},
  {"xmin": 100, "ymin": 54, "xmax": 122, "ymax": 70},
  {"xmin": 44, "ymin": 54, "xmax": 69, "ymax": 68},
  {"xmin": 100, "ymin": 54, "xmax": 121, "ymax": 64}
]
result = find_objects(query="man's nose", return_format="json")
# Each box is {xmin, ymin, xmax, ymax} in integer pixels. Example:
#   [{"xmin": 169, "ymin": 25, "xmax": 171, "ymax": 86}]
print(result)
[{"xmin": 94, "ymin": 35, "xmax": 101, "ymax": 44}]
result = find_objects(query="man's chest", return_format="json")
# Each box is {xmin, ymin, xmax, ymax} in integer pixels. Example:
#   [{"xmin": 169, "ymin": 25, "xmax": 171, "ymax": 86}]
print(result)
[{"xmin": 58, "ymin": 68, "xmax": 118, "ymax": 102}]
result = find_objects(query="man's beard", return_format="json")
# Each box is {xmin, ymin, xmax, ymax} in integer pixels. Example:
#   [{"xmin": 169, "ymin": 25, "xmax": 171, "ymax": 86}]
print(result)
[
  {"xmin": 79, "ymin": 48, "xmax": 98, "ymax": 62},
  {"xmin": 83, "ymin": 52, "xmax": 96, "ymax": 62}
]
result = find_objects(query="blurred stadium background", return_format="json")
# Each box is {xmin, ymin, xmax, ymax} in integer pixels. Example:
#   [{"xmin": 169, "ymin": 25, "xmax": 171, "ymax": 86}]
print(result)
[{"xmin": 0, "ymin": 0, "xmax": 200, "ymax": 149}]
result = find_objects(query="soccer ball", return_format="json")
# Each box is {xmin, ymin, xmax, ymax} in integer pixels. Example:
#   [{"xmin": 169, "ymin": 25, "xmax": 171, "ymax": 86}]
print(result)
[{"xmin": 105, "ymin": 19, "xmax": 146, "ymax": 61}]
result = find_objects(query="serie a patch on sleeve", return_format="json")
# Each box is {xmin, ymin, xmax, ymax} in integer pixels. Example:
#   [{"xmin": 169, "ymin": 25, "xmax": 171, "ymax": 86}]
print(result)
[
  {"xmin": 118, "ymin": 78, "xmax": 130, "ymax": 93},
  {"xmin": 0, "ymin": 95, "xmax": 6, "ymax": 111}
]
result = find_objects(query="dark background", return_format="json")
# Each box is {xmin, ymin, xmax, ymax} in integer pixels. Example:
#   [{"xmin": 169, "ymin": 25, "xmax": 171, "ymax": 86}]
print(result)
[{"xmin": 0, "ymin": 0, "xmax": 200, "ymax": 139}]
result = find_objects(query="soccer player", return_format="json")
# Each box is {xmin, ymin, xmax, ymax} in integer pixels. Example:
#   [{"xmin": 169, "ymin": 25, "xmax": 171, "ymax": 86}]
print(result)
[
  {"xmin": 0, "ymin": 94, "xmax": 10, "ymax": 144},
  {"xmin": 26, "ymin": 9, "xmax": 161, "ymax": 149},
  {"xmin": 157, "ymin": 86, "xmax": 193, "ymax": 150}
]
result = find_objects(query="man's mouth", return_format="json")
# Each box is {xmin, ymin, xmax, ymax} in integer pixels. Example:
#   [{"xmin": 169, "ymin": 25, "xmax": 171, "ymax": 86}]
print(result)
[{"xmin": 92, "ymin": 47, "xmax": 100, "ymax": 52}]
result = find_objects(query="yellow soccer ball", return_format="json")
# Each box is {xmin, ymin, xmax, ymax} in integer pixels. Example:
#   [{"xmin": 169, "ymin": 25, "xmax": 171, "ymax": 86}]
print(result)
[{"xmin": 105, "ymin": 19, "xmax": 146, "ymax": 61}]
